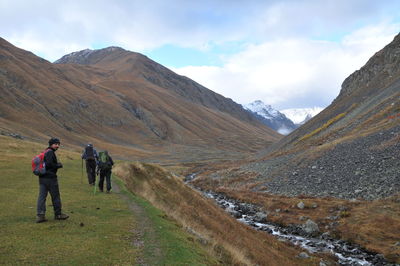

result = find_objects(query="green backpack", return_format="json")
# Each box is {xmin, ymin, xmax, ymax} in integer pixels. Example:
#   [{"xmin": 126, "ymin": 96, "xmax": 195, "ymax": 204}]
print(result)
[{"xmin": 98, "ymin": 151, "xmax": 112, "ymax": 170}]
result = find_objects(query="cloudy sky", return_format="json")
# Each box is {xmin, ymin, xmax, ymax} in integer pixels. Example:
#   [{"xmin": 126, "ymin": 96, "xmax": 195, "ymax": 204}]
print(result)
[{"xmin": 1, "ymin": 0, "xmax": 399, "ymax": 110}]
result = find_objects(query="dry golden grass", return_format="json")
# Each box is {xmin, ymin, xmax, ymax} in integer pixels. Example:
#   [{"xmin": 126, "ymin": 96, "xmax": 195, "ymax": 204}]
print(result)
[
  {"xmin": 298, "ymin": 112, "xmax": 347, "ymax": 142},
  {"xmin": 114, "ymin": 162, "xmax": 322, "ymax": 266}
]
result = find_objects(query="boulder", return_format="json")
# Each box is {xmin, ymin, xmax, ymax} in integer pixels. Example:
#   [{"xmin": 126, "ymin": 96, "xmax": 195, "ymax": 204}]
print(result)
[
  {"xmin": 303, "ymin": 219, "xmax": 319, "ymax": 235},
  {"xmin": 254, "ymin": 212, "xmax": 268, "ymax": 223},
  {"xmin": 297, "ymin": 201, "xmax": 305, "ymax": 209}
]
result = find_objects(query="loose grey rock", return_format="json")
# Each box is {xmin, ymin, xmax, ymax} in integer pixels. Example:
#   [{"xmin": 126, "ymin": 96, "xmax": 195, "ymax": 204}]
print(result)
[
  {"xmin": 227, "ymin": 208, "xmax": 241, "ymax": 218},
  {"xmin": 254, "ymin": 212, "xmax": 268, "ymax": 223},
  {"xmin": 297, "ymin": 252, "xmax": 310, "ymax": 259},
  {"xmin": 297, "ymin": 201, "xmax": 305, "ymax": 209},
  {"xmin": 303, "ymin": 219, "xmax": 319, "ymax": 235},
  {"xmin": 299, "ymin": 216, "xmax": 307, "ymax": 221},
  {"xmin": 319, "ymin": 260, "xmax": 328, "ymax": 266}
]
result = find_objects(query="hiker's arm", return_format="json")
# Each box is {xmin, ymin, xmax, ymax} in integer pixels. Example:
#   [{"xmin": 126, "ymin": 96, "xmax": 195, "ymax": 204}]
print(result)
[
  {"xmin": 94, "ymin": 150, "xmax": 99, "ymax": 163},
  {"xmin": 44, "ymin": 150, "xmax": 61, "ymax": 171}
]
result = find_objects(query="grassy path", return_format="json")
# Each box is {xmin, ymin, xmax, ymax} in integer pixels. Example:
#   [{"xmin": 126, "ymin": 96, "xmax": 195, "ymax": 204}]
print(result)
[
  {"xmin": 0, "ymin": 136, "xmax": 216, "ymax": 265},
  {"xmin": 112, "ymin": 180, "xmax": 163, "ymax": 265}
]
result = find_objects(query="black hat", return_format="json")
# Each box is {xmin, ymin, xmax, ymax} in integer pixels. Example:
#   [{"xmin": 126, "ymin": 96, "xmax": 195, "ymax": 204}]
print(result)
[{"xmin": 49, "ymin": 137, "xmax": 60, "ymax": 146}]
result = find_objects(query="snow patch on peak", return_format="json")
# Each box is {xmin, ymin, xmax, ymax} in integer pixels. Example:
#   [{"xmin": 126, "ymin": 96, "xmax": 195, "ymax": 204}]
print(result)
[
  {"xmin": 244, "ymin": 100, "xmax": 280, "ymax": 119},
  {"xmin": 280, "ymin": 107, "xmax": 324, "ymax": 125},
  {"xmin": 54, "ymin": 46, "xmax": 125, "ymax": 64},
  {"xmin": 244, "ymin": 100, "xmax": 297, "ymax": 135}
]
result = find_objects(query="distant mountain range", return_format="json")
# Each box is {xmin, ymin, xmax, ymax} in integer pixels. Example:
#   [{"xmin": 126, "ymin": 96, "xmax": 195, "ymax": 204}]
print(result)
[
  {"xmin": 244, "ymin": 101, "xmax": 323, "ymax": 135},
  {"xmin": 243, "ymin": 101, "xmax": 296, "ymax": 135}
]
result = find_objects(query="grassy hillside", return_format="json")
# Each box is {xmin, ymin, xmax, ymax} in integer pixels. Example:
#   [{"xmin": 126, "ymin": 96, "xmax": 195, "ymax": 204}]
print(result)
[
  {"xmin": 0, "ymin": 135, "xmax": 216, "ymax": 265},
  {"xmin": 0, "ymin": 37, "xmax": 280, "ymax": 163}
]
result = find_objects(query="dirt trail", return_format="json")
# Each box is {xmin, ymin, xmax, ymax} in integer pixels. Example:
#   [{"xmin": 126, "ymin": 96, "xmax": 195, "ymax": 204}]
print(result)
[{"xmin": 112, "ymin": 181, "xmax": 164, "ymax": 265}]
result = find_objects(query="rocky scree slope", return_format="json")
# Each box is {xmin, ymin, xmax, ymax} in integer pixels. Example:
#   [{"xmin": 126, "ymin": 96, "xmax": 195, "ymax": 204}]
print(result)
[
  {"xmin": 244, "ymin": 125, "xmax": 399, "ymax": 200},
  {"xmin": 204, "ymin": 33, "xmax": 400, "ymax": 200}
]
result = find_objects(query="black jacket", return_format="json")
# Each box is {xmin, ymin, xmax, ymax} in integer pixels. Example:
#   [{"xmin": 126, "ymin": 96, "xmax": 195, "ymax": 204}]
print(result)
[{"xmin": 40, "ymin": 147, "xmax": 62, "ymax": 178}]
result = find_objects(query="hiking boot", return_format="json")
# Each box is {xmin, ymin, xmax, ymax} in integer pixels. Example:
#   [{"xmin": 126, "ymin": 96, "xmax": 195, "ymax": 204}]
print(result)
[
  {"xmin": 106, "ymin": 190, "xmax": 111, "ymax": 193},
  {"xmin": 55, "ymin": 213, "xmax": 69, "ymax": 220},
  {"xmin": 36, "ymin": 215, "xmax": 48, "ymax": 223}
]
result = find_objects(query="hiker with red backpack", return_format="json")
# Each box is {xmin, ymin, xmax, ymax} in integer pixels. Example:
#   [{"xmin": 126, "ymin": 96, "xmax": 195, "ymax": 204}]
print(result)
[
  {"xmin": 81, "ymin": 143, "xmax": 98, "ymax": 185},
  {"xmin": 35, "ymin": 137, "xmax": 69, "ymax": 223},
  {"xmin": 97, "ymin": 150, "xmax": 114, "ymax": 193}
]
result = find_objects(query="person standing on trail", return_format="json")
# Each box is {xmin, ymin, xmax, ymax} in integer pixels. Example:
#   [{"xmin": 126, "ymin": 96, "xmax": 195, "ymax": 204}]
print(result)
[
  {"xmin": 36, "ymin": 137, "xmax": 69, "ymax": 223},
  {"xmin": 81, "ymin": 143, "xmax": 98, "ymax": 185},
  {"xmin": 97, "ymin": 150, "xmax": 114, "ymax": 193}
]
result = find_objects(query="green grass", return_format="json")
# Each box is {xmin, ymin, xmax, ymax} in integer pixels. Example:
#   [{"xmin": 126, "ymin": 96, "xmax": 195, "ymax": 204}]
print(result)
[
  {"xmin": 114, "ymin": 178, "xmax": 218, "ymax": 265},
  {"xmin": 0, "ymin": 136, "xmax": 217, "ymax": 265}
]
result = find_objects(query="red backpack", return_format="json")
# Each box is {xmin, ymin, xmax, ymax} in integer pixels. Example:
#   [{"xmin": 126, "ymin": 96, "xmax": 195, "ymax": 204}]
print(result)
[{"xmin": 32, "ymin": 149, "xmax": 50, "ymax": 176}]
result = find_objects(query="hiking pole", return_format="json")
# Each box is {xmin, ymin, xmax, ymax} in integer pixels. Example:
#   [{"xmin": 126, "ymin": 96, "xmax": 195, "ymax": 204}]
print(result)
[
  {"xmin": 93, "ymin": 167, "xmax": 99, "ymax": 195},
  {"xmin": 81, "ymin": 159, "xmax": 83, "ymax": 184}
]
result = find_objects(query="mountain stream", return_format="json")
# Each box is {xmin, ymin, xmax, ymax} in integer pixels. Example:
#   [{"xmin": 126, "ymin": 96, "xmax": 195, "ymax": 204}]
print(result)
[{"xmin": 185, "ymin": 174, "xmax": 394, "ymax": 266}]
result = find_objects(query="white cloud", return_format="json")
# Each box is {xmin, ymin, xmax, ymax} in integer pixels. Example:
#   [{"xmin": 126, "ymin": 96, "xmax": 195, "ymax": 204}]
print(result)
[
  {"xmin": 1, "ymin": 0, "xmax": 399, "ymax": 109},
  {"xmin": 172, "ymin": 23, "xmax": 399, "ymax": 109}
]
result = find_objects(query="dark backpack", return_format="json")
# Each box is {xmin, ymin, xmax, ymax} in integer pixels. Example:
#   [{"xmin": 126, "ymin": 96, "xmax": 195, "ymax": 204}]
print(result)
[
  {"xmin": 32, "ymin": 149, "xmax": 51, "ymax": 176},
  {"xmin": 85, "ymin": 146, "xmax": 95, "ymax": 160},
  {"xmin": 98, "ymin": 151, "xmax": 112, "ymax": 170}
]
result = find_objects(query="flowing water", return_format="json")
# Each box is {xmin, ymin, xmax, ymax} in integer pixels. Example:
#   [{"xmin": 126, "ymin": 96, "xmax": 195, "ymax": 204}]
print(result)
[{"xmin": 185, "ymin": 174, "xmax": 395, "ymax": 265}]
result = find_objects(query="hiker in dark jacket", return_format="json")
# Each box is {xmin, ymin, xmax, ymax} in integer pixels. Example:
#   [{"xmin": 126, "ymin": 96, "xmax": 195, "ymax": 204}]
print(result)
[
  {"xmin": 36, "ymin": 137, "xmax": 69, "ymax": 223},
  {"xmin": 98, "ymin": 150, "xmax": 114, "ymax": 193},
  {"xmin": 81, "ymin": 143, "xmax": 98, "ymax": 185}
]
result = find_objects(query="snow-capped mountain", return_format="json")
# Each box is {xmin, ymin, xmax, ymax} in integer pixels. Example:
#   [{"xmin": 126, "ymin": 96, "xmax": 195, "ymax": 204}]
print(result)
[
  {"xmin": 244, "ymin": 100, "xmax": 297, "ymax": 135},
  {"xmin": 280, "ymin": 107, "xmax": 324, "ymax": 125}
]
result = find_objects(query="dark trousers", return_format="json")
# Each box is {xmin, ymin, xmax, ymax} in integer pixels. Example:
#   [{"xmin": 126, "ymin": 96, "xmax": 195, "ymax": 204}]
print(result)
[
  {"xmin": 99, "ymin": 169, "xmax": 112, "ymax": 192},
  {"xmin": 85, "ymin": 159, "xmax": 97, "ymax": 184},
  {"xmin": 37, "ymin": 178, "xmax": 62, "ymax": 216}
]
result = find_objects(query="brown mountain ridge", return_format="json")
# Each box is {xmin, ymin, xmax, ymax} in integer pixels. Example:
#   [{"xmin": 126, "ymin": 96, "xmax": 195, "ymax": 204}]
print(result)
[{"xmin": 0, "ymin": 37, "xmax": 281, "ymax": 162}]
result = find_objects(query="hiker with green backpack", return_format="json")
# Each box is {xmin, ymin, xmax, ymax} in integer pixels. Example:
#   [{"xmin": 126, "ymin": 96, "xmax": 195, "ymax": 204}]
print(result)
[{"xmin": 97, "ymin": 150, "xmax": 114, "ymax": 193}]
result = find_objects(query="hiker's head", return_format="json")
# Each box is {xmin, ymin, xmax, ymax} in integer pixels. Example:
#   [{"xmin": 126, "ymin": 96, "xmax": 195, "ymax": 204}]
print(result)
[
  {"xmin": 87, "ymin": 143, "xmax": 93, "ymax": 147},
  {"xmin": 49, "ymin": 137, "xmax": 61, "ymax": 150},
  {"xmin": 104, "ymin": 150, "xmax": 108, "ymax": 155}
]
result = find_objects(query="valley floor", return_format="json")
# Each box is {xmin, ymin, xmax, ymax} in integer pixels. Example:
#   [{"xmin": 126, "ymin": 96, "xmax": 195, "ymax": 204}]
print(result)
[{"xmin": 0, "ymin": 135, "xmax": 216, "ymax": 265}]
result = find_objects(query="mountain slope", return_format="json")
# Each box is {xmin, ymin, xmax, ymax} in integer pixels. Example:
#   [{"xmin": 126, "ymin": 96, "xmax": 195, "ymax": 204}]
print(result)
[
  {"xmin": 195, "ymin": 33, "xmax": 400, "ymax": 200},
  {"xmin": 0, "ymin": 38, "xmax": 281, "ymax": 161}
]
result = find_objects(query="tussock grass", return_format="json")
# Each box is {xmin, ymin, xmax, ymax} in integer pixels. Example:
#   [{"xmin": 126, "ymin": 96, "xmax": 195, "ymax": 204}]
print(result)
[{"xmin": 114, "ymin": 162, "xmax": 317, "ymax": 265}]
